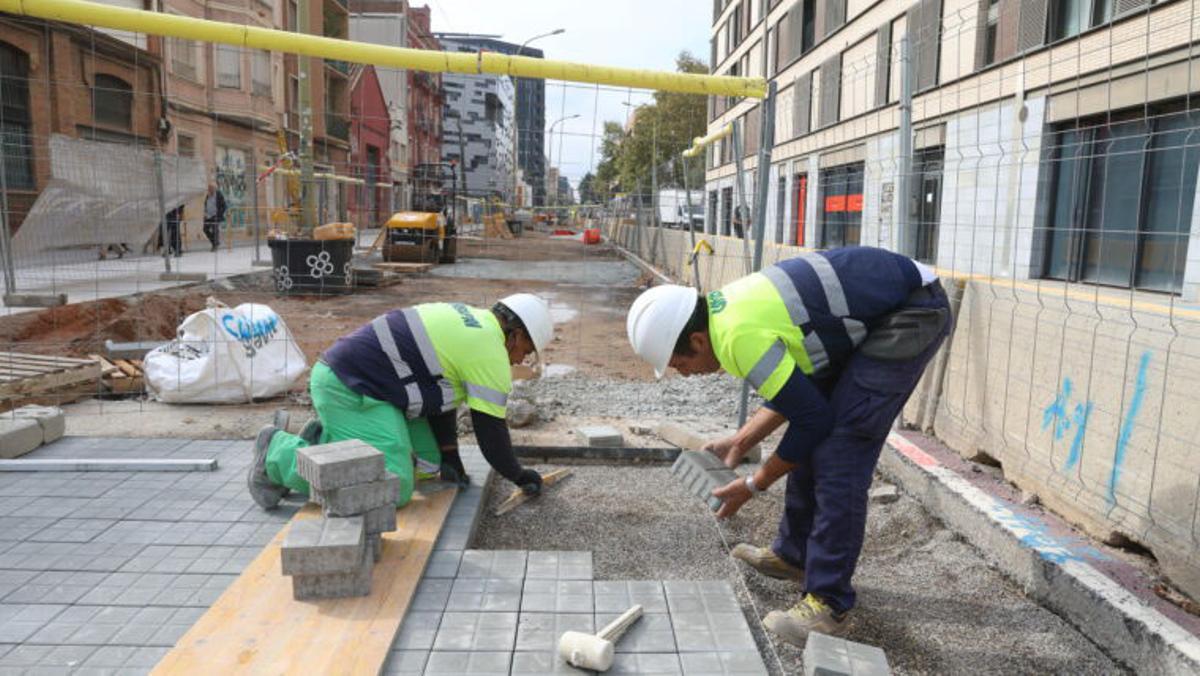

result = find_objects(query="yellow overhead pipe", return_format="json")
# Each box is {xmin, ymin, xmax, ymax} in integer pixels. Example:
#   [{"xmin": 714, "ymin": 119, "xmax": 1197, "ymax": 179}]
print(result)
[
  {"xmin": 682, "ymin": 123, "xmax": 733, "ymax": 158},
  {"xmin": 0, "ymin": 0, "xmax": 768, "ymax": 99}
]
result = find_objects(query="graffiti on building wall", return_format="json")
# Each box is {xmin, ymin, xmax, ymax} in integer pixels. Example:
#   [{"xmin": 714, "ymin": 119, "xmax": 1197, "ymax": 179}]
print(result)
[
  {"xmin": 1042, "ymin": 350, "xmax": 1153, "ymax": 506},
  {"xmin": 216, "ymin": 146, "xmax": 249, "ymax": 230}
]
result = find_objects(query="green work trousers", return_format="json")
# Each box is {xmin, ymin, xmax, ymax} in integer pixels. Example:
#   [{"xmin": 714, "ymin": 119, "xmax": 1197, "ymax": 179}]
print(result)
[{"xmin": 265, "ymin": 361, "xmax": 441, "ymax": 507}]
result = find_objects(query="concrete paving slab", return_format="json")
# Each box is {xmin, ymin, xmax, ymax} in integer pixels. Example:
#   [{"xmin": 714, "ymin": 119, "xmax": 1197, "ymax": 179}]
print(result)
[
  {"xmin": 678, "ymin": 651, "xmax": 770, "ymax": 675},
  {"xmin": 514, "ymin": 612, "xmax": 595, "ymax": 652},
  {"xmin": 593, "ymin": 580, "xmax": 669, "ymax": 615},
  {"xmin": 381, "ymin": 649, "xmax": 429, "ymax": 675},
  {"xmin": 424, "ymin": 550, "xmax": 463, "ymax": 578},
  {"xmin": 510, "ymin": 651, "xmax": 592, "ymax": 675},
  {"xmin": 392, "ymin": 610, "xmax": 443, "ymax": 651},
  {"xmin": 296, "ymin": 440, "xmax": 385, "ymax": 490},
  {"xmin": 670, "ymin": 610, "xmax": 758, "ymax": 653},
  {"xmin": 431, "ymin": 611, "xmax": 518, "ymax": 652},
  {"xmin": 411, "ymin": 578, "xmax": 454, "ymax": 612},
  {"xmin": 575, "ymin": 425, "xmax": 624, "ymax": 448},
  {"xmin": 520, "ymin": 579, "xmax": 594, "ymax": 614},
  {"xmin": 607, "ymin": 652, "xmax": 683, "ymax": 674},
  {"xmin": 458, "ymin": 549, "xmax": 528, "ymax": 578},
  {"xmin": 9, "ymin": 406, "xmax": 66, "ymax": 445},
  {"xmin": 662, "ymin": 580, "xmax": 742, "ymax": 614},
  {"xmin": 423, "ymin": 650, "xmax": 512, "ymax": 674},
  {"xmin": 447, "ymin": 577, "xmax": 524, "ymax": 612},
  {"xmin": 595, "ymin": 611, "xmax": 676, "ymax": 653},
  {"xmin": 525, "ymin": 551, "xmax": 593, "ymax": 580}
]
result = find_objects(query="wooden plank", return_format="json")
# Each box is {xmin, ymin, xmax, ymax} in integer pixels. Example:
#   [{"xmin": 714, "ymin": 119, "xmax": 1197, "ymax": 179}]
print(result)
[
  {"xmin": 152, "ymin": 485, "xmax": 457, "ymax": 675},
  {"xmin": 0, "ymin": 352, "xmax": 95, "ymax": 367},
  {"xmin": 372, "ymin": 262, "xmax": 433, "ymax": 273},
  {"xmin": 87, "ymin": 354, "xmax": 121, "ymax": 378},
  {"xmin": 0, "ymin": 362, "xmax": 100, "ymax": 399},
  {"xmin": 494, "ymin": 468, "xmax": 573, "ymax": 516},
  {"xmin": 113, "ymin": 360, "xmax": 141, "ymax": 379},
  {"xmin": 0, "ymin": 458, "xmax": 218, "ymax": 472}
]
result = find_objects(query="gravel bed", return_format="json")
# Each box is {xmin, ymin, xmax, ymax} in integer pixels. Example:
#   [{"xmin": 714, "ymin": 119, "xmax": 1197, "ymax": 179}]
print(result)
[
  {"xmin": 472, "ymin": 463, "xmax": 1121, "ymax": 676},
  {"xmin": 524, "ymin": 372, "xmax": 761, "ymax": 421}
]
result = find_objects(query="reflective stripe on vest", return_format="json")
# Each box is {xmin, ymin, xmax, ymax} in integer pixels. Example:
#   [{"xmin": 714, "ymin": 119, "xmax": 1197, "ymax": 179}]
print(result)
[
  {"xmin": 803, "ymin": 332, "xmax": 831, "ymax": 373},
  {"xmin": 746, "ymin": 340, "xmax": 787, "ymax": 390},
  {"xmin": 372, "ymin": 315, "xmax": 425, "ymax": 417},
  {"xmin": 466, "ymin": 382, "xmax": 508, "ymax": 407},
  {"xmin": 762, "ymin": 265, "xmax": 810, "ymax": 326},
  {"xmin": 402, "ymin": 307, "xmax": 444, "ymax": 375},
  {"xmin": 802, "ymin": 253, "xmax": 849, "ymax": 316}
]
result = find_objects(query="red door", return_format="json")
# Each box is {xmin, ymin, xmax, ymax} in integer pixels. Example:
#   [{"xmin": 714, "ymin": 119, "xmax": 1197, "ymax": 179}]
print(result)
[{"xmin": 794, "ymin": 174, "xmax": 807, "ymax": 246}]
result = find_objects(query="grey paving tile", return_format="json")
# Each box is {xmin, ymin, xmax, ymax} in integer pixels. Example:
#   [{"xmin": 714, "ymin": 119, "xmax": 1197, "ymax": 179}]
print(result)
[
  {"xmin": 0, "ymin": 604, "xmax": 66, "ymax": 642},
  {"xmin": 424, "ymin": 550, "xmax": 462, "ymax": 578},
  {"xmin": 525, "ymin": 551, "xmax": 593, "ymax": 580},
  {"xmin": 0, "ymin": 570, "xmax": 37, "ymax": 599},
  {"xmin": 431, "ymin": 611, "xmax": 517, "ymax": 652},
  {"xmin": 423, "ymin": 651, "xmax": 512, "ymax": 674},
  {"xmin": 381, "ymin": 649, "xmax": 428, "ymax": 675},
  {"xmin": 678, "ymin": 651, "xmax": 770, "ymax": 675},
  {"xmin": 0, "ymin": 644, "xmax": 53, "ymax": 667},
  {"xmin": 122, "ymin": 646, "xmax": 169, "ymax": 667},
  {"xmin": 521, "ymin": 579, "xmax": 594, "ymax": 614},
  {"xmin": 457, "ymin": 550, "xmax": 527, "ymax": 578},
  {"xmin": 608, "ymin": 652, "xmax": 682, "ymax": 674},
  {"xmin": 510, "ymin": 651, "xmax": 593, "ymax": 675},
  {"xmin": 26, "ymin": 518, "xmax": 117, "ymax": 543},
  {"xmin": 670, "ymin": 611, "xmax": 757, "ymax": 652},
  {"xmin": 412, "ymin": 579, "xmax": 453, "ymax": 612},
  {"xmin": 80, "ymin": 645, "xmax": 138, "ymax": 669},
  {"xmin": 515, "ymin": 613, "xmax": 594, "ymax": 653},
  {"xmin": 42, "ymin": 644, "xmax": 99, "ymax": 669},
  {"xmin": 391, "ymin": 610, "xmax": 443, "ymax": 651},
  {"xmin": 593, "ymin": 580, "xmax": 669, "ymax": 614},
  {"xmin": 662, "ymin": 580, "xmax": 742, "ymax": 614},
  {"xmin": 596, "ymin": 612, "xmax": 675, "ymax": 653},
  {"xmin": 447, "ymin": 577, "xmax": 523, "ymax": 612}
]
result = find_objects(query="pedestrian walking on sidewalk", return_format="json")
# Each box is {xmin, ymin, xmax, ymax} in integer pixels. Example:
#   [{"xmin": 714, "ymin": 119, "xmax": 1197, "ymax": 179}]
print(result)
[
  {"xmin": 247, "ymin": 294, "xmax": 553, "ymax": 512},
  {"xmin": 626, "ymin": 247, "xmax": 950, "ymax": 646},
  {"xmin": 203, "ymin": 183, "xmax": 226, "ymax": 251}
]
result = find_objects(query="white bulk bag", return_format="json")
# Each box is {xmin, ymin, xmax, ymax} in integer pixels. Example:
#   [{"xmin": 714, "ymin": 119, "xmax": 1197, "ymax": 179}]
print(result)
[{"xmin": 144, "ymin": 299, "xmax": 307, "ymax": 403}]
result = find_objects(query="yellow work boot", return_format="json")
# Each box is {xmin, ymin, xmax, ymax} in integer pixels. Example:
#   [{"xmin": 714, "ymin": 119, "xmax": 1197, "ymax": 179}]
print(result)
[
  {"xmin": 730, "ymin": 544, "xmax": 805, "ymax": 582},
  {"xmin": 763, "ymin": 594, "xmax": 848, "ymax": 647}
]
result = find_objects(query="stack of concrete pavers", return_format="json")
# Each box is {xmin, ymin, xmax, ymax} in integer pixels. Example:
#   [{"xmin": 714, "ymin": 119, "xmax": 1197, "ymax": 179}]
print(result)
[
  {"xmin": 803, "ymin": 631, "xmax": 891, "ymax": 675},
  {"xmin": 281, "ymin": 440, "xmax": 400, "ymax": 600},
  {"xmin": 0, "ymin": 405, "xmax": 66, "ymax": 459},
  {"xmin": 670, "ymin": 450, "xmax": 738, "ymax": 511}
]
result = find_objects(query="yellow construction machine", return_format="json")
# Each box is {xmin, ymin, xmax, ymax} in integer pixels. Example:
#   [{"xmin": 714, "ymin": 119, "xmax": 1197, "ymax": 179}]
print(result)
[{"xmin": 382, "ymin": 162, "xmax": 458, "ymax": 263}]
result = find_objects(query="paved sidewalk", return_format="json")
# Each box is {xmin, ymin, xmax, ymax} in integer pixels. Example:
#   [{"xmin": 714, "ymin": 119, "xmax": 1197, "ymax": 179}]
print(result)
[{"xmin": 2, "ymin": 242, "xmax": 270, "ymax": 315}]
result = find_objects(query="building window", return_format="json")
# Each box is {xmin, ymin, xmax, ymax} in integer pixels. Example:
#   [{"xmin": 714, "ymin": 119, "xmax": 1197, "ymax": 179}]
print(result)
[
  {"xmin": 1042, "ymin": 104, "xmax": 1198, "ymax": 293},
  {"xmin": 792, "ymin": 172, "xmax": 808, "ymax": 245},
  {"xmin": 171, "ymin": 37, "xmax": 198, "ymax": 81},
  {"xmin": 982, "ymin": 0, "xmax": 1000, "ymax": 66},
  {"xmin": 252, "ymin": 50, "xmax": 271, "ymax": 97},
  {"xmin": 721, "ymin": 186, "xmax": 734, "ymax": 236},
  {"xmin": 775, "ymin": 174, "xmax": 787, "ymax": 242},
  {"xmin": 216, "ymin": 45, "xmax": 242, "ymax": 89},
  {"xmin": 288, "ymin": 0, "xmax": 299, "ymax": 32},
  {"xmin": 93, "ymin": 74, "xmax": 133, "ymax": 130},
  {"xmin": 1048, "ymin": 0, "xmax": 1086, "ymax": 41},
  {"xmin": 0, "ymin": 42, "xmax": 34, "ymax": 190},
  {"xmin": 912, "ymin": 147, "xmax": 943, "ymax": 264},
  {"xmin": 177, "ymin": 133, "xmax": 195, "ymax": 158},
  {"xmin": 819, "ymin": 162, "xmax": 864, "ymax": 248},
  {"xmin": 708, "ymin": 190, "xmax": 719, "ymax": 234}
]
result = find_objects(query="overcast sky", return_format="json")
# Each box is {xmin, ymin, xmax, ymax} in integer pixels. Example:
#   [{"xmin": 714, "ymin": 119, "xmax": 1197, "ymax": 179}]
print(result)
[{"xmin": 424, "ymin": 0, "xmax": 710, "ymax": 191}]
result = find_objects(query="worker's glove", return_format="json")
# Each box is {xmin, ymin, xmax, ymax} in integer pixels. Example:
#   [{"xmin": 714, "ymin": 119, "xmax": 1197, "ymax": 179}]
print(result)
[
  {"xmin": 440, "ymin": 452, "xmax": 471, "ymax": 488},
  {"xmin": 515, "ymin": 468, "xmax": 543, "ymax": 496}
]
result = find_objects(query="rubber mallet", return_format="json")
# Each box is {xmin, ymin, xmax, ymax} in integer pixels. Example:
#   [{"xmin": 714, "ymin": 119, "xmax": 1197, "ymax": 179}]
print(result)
[{"xmin": 557, "ymin": 604, "xmax": 644, "ymax": 671}]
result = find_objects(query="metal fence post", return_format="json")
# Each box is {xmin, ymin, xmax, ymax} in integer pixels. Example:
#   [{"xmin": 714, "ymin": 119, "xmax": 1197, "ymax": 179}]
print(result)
[
  {"xmin": 0, "ymin": 151, "xmax": 16, "ymax": 297},
  {"xmin": 250, "ymin": 146, "xmax": 262, "ymax": 263},
  {"xmin": 154, "ymin": 149, "xmax": 171, "ymax": 274},
  {"xmin": 737, "ymin": 81, "xmax": 777, "ymax": 427},
  {"xmin": 896, "ymin": 35, "xmax": 914, "ymax": 256}
]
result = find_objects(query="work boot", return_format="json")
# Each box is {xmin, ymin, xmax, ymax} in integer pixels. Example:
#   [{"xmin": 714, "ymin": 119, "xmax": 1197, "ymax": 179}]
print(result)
[
  {"xmin": 299, "ymin": 418, "xmax": 323, "ymax": 445},
  {"xmin": 248, "ymin": 425, "xmax": 285, "ymax": 511},
  {"xmin": 763, "ymin": 594, "xmax": 848, "ymax": 647},
  {"xmin": 731, "ymin": 544, "xmax": 805, "ymax": 582}
]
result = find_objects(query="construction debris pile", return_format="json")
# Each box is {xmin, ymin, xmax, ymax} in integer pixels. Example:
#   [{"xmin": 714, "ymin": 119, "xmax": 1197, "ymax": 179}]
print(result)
[{"xmin": 280, "ymin": 440, "xmax": 400, "ymax": 599}]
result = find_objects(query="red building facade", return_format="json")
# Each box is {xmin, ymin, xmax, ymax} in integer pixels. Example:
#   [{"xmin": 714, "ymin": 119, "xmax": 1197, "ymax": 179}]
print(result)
[{"xmin": 348, "ymin": 64, "xmax": 391, "ymax": 228}]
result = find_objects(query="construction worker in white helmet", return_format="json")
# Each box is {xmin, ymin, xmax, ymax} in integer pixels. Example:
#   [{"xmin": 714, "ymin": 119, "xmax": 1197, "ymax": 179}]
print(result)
[
  {"xmin": 626, "ymin": 247, "xmax": 949, "ymax": 645},
  {"xmin": 248, "ymin": 294, "xmax": 553, "ymax": 511}
]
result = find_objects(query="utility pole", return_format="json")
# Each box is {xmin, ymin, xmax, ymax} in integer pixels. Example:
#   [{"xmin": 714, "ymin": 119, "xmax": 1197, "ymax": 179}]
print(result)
[{"xmin": 298, "ymin": 0, "xmax": 316, "ymax": 232}]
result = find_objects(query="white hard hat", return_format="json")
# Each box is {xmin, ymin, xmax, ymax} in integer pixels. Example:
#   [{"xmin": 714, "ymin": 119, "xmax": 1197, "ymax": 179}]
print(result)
[
  {"xmin": 626, "ymin": 285, "xmax": 699, "ymax": 379},
  {"xmin": 498, "ymin": 293, "xmax": 553, "ymax": 353}
]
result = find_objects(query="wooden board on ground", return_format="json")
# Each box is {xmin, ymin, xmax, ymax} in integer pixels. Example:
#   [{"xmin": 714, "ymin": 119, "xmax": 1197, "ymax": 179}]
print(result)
[
  {"xmin": 372, "ymin": 262, "xmax": 433, "ymax": 274},
  {"xmin": 152, "ymin": 485, "xmax": 456, "ymax": 675},
  {"xmin": 0, "ymin": 352, "xmax": 101, "ymax": 411},
  {"xmin": 88, "ymin": 355, "xmax": 145, "ymax": 395},
  {"xmin": 494, "ymin": 468, "xmax": 572, "ymax": 516}
]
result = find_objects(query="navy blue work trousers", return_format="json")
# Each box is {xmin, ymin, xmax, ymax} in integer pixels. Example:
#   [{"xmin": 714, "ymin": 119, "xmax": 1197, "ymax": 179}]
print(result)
[{"xmin": 772, "ymin": 282, "xmax": 950, "ymax": 613}]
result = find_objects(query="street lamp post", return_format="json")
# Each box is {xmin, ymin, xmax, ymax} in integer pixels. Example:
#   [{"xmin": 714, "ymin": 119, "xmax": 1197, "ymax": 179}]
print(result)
[
  {"xmin": 547, "ymin": 113, "xmax": 579, "ymax": 208},
  {"xmin": 511, "ymin": 29, "xmax": 564, "ymax": 211}
]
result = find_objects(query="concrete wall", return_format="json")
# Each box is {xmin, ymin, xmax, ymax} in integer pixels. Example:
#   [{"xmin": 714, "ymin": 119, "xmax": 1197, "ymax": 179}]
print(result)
[{"xmin": 604, "ymin": 219, "xmax": 1200, "ymax": 600}]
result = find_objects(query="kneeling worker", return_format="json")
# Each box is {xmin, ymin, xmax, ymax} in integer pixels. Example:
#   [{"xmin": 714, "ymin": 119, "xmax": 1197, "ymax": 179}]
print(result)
[
  {"xmin": 626, "ymin": 247, "xmax": 949, "ymax": 645},
  {"xmin": 248, "ymin": 294, "xmax": 552, "ymax": 510}
]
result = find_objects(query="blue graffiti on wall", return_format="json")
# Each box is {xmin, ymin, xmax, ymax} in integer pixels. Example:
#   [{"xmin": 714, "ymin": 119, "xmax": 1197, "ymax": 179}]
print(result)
[
  {"xmin": 1107, "ymin": 351, "xmax": 1152, "ymax": 505},
  {"xmin": 1042, "ymin": 377, "xmax": 1094, "ymax": 471}
]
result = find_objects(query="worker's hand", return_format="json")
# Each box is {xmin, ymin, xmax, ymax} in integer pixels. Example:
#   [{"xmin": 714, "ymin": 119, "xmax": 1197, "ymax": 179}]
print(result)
[
  {"xmin": 702, "ymin": 436, "xmax": 741, "ymax": 468},
  {"xmin": 515, "ymin": 468, "xmax": 543, "ymax": 496},
  {"xmin": 711, "ymin": 477, "xmax": 752, "ymax": 520}
]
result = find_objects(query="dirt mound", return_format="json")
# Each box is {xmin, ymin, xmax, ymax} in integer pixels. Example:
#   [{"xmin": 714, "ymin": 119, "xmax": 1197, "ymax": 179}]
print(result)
[{"xmin": 7, "ymin": 294, "xmax": 205, "ymax": 357}]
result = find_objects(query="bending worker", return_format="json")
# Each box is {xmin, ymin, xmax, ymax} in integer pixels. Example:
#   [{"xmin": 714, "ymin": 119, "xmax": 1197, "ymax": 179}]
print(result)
[
  {"xmin": 626, "ymin": 246, "xmax": 949, "ymax": 645},
  {"xmin": 248, "ymin": 294, "xmax": 552, "ymax": 510}
]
